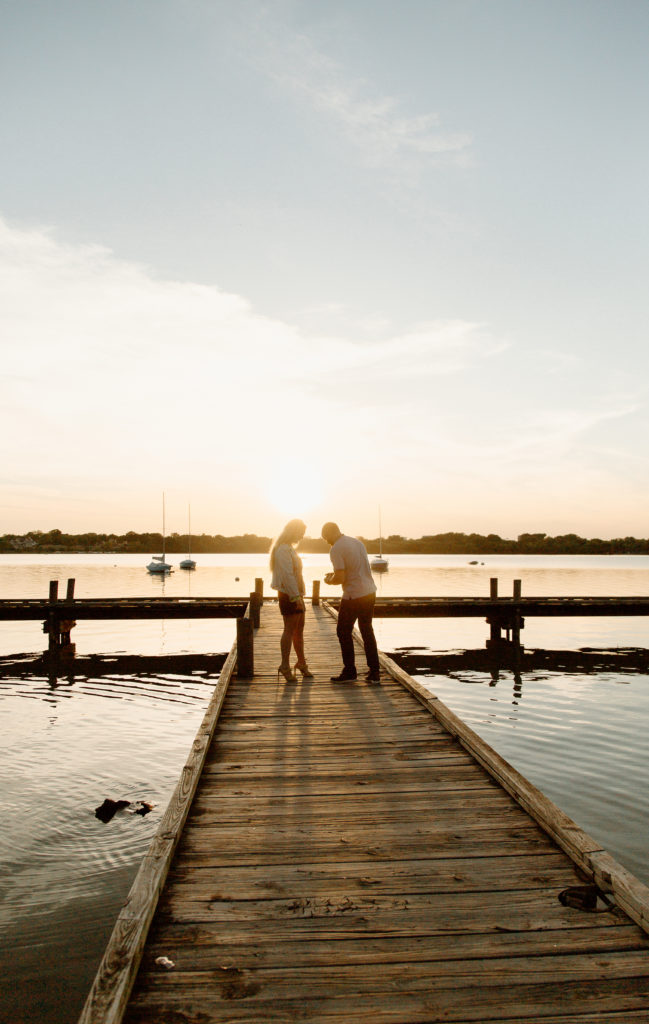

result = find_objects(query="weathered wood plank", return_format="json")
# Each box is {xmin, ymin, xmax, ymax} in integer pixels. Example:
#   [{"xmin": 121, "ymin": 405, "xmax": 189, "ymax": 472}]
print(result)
[
  {"xmin": 85, "ymin": 600, "xmax": 649, "ymax": 1024},
  {"xmin": 164, "ymin": 852, "xmax": 581, "ymax": 900},
  {"xmin": 77, "ymin": 642, "xmax": 239, "ymax": 1024},
  {"xmin": 124, "ymin": 969, "xmax": 649, "ymax": 1024},
  {"xmin": 140, "ymin": 921, "xmax": 648, "ymax": 971}
]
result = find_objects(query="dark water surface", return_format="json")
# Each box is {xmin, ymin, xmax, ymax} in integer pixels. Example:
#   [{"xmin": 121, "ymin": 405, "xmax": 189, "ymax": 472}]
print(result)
[{"xmin": 1, "ymin": 553, "xmax": 648, "ymax": 1023}]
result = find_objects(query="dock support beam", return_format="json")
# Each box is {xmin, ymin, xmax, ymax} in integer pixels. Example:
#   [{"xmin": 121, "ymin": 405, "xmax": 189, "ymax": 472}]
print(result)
[
  {"xmin": 249, "ymin": 591, "xmax": 261, "ymax": 629},
  {"xmin": 44, "ymin": 578, "xmax": 77, "ymax": 658},
  {"xmin": 236, "ymin": 616, "xmax": 254, "ymax": 677},
  {"xmin": 312, "ymin": 580, "xmax": 320, "ymax": 606},
  {"xmin": 486, "ymin": 578, "xmax": 524, "ymax": 659}
]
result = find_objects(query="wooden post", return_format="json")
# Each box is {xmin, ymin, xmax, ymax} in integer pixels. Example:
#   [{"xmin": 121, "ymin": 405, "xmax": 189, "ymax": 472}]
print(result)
[
  {"xmin": 249, "ymin": 592, "xmax": 261, "ymax": 629},
  {"xmin": 66, "ymin": 578, "xmax": 76, "ymax": 601},
  {"xmin": 312, "ymin": 579, "xmax": 320, "ymax": 606},
  {"xmin": 487, "ymin": 578, "xmax": 501, "ymax": 647},
  {"xmin": 236, "ymin": 616, "xmax": 254, "ymax": 678},
  {"xmin": 47, "ymin": 580, "xmax": 60, "ymax": 653},
  {"xmin": 255, "ymin": 578, "xmax": 264, "ymax": 599},
  {"xmin": 512, "ymin": 579, "xmax": 523, "ymax": 655}
]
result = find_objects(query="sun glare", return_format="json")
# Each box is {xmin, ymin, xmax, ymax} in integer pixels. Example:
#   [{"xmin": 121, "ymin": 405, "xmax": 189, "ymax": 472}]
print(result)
[{"xmin": 265, "ymin": 464, "xmax": 325, "ymax": 522}]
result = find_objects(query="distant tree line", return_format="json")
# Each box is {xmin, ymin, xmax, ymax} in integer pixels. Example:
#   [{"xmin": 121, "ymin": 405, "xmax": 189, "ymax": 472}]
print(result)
[{"xmin": 2, "ymin": 529, "xmax": 649, "ymax": 555}]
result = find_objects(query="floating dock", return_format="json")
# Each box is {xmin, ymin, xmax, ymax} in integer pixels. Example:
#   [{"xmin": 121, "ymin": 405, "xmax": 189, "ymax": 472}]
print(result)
[{"xmin": 78, "ymin": 599, "xmax": 649, "ymax": 1023}]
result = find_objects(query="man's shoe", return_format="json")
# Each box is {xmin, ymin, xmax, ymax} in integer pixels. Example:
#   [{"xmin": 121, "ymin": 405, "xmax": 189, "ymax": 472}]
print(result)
[
  {"xmin": 330, "ymin": 670, "xmax": 357, "ymax": 682},
  {"xmin": 365, "ymin": 670, "xmax": 381, "ymax": 683}
]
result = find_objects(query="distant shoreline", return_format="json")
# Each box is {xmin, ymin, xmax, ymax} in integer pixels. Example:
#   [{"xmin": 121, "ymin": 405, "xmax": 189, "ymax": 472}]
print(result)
[{"xmin": 2, "ymin": 530, "xmax": 649, "ymax": 556}]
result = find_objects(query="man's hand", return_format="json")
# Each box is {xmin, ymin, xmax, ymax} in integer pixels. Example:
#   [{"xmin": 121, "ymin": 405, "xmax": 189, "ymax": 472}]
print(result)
[{"xmin": 324, "ymin": 570, "xmax": 346, "ymax": 586}]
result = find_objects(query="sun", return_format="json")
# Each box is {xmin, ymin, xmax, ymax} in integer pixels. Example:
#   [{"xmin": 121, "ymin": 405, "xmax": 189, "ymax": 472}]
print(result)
[{"xmin": 265, "ymin": 463, "xmax": 325, "ymax": 521}]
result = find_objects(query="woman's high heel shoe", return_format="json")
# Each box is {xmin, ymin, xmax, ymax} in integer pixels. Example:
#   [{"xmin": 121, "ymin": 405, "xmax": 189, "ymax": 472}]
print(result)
[
  {"xmin": 277, "ymin": 663, "xmax": 296, "ymax": 682},
  {"xmin": 294, "ymin": 662, "xmax": 314, "ymax": 678}
]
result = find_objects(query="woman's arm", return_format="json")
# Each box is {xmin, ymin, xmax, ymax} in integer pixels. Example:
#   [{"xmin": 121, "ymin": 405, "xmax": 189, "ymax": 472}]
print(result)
[{"xmin": 275, "ymin": 544, "xmax": 302, "ymax": 600}]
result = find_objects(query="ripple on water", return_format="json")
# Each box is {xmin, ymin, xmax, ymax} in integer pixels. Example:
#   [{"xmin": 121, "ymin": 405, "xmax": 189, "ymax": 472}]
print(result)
[
  {"xmin": 415, "ymin": 667, "xmax": 649, "ymax": 885},
  {"xmin": 0, "ymin": 667, "xmax": 216, "ymax": 936}
]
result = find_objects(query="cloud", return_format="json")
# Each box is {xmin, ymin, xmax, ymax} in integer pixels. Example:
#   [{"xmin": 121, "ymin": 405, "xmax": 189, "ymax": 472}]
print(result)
[
  {"xmin": 2, "ymin": 215, "xmax": 643, "ymax": 536},
  {"xmin": 0, "ymin": 217, "xmax": 490, "ymax": 519},
  {"xmin": 254, "ymin": 21, "xmax": 471, "ymax": 174}
]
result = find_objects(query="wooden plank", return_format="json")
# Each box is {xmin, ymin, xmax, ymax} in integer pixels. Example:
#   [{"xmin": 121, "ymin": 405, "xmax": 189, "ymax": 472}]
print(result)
[
  {"xmin": 322, "ymin": 601, "xmax": 649, "ymax": 936},
  {"xmin": 140, "ymin": 921, "xmax": 648, "ymax": 971},
  {"xmin": 77, "ymin": 641, "xmax": 239, "ymax": 1024},
  {"xmin": 174, "ymin": 823, "xmax": 558, "ymax": 866},
  {"xmin": 164, "ymin": 852, "xmax": 581, "ymax": 900},
  {"xmin": 87, "ymin": 599, "xmax": 649, "ymax": 1024},
  {"xmin": 124, "ymin": 966, "xmax": 649, "ymax": 1024}
]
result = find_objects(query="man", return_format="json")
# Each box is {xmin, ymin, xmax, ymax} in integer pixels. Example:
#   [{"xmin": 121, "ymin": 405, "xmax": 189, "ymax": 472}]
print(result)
[{"xmin": 321, "ymin": 522, "xmax": 381, "ymax": 683}]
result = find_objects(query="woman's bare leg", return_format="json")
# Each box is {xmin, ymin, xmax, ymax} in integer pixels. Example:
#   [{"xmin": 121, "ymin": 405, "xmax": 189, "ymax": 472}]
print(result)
[
  {"xmin": 292, "ymin": 614, "xmax": 306, "ymax": 665},
  {"xmin": 280, "ymin": 618, "xmax": 294, "ymax": 667}
]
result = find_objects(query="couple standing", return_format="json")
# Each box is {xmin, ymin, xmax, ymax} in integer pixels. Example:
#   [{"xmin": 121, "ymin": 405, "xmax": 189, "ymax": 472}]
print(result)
[{"xmin": 269, "ymin": 519, "xmax": 380, "ymax": 684}]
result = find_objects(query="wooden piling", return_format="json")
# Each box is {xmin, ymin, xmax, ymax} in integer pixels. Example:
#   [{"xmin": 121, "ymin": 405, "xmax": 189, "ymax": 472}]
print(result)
[
  {"xmin": 236, "ymin": 614, "xmax": 254, "ymax": 678},
  {"xmin": 512, "ymin": 579, "xmax": 523, "ymax": 654},
  {"xmin": 487, "ymin": 578, "xmax": 501, "ymax": 647},
  {"xmin": 312, "ymin": 579, "xmax": 320, "ymax": 606},
  {"xmin": 249, "ymin": 591, "xmax": 261, "ymax": 629},
  {"xmin": 254, "ymin": 578, "xmax": 264, "ymax": 600}
]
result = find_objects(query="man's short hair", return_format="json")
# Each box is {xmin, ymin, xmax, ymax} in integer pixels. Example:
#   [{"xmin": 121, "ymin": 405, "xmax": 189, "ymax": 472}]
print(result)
[{"xmin": 321, "ymin": 522, "xmax": 340, "ymax": 542}]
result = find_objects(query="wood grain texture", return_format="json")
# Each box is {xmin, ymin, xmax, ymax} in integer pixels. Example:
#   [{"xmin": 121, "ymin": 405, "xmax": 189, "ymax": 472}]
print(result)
[{"xmin": 78, "ymin": 600, "xmax": 649, "ymax": 1024}]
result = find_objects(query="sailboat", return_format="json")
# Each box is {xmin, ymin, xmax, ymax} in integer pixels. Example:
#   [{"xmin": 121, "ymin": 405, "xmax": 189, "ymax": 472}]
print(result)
[
  {"xmin": 179, "ymin": 504, "xmax": 196, "ymax": 570},
  {"xmin": 146, "ymin": 493, "xmax": 172, "ymax": 574},
  {"xmin": 370, "ymin": 506, "xmax": 389, "ymax": 573}
]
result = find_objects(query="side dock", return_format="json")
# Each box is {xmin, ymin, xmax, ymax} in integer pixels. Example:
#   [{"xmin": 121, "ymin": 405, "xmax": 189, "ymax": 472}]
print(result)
[{"xmin": 78, "ymin": 598, "xmax": 649, "ymax": 1023}]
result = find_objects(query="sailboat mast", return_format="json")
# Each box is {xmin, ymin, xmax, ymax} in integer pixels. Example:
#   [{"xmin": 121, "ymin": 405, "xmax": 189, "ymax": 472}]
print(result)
[
  {"xmin": 188, "ymin": 504, "xmax": 192, "ymax": 558},
  {"xmin": 162, "ymin": 493, "xmax": 166, "ymax": 560},
  {"xmin": 378, "ymin": 505, "xmax": 383, "ymax": 557}
]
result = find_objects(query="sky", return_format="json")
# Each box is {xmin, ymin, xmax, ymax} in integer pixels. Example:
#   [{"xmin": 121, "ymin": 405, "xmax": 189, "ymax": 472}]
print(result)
[{"xmin": 1, "ymin": 0, "xmax": 648, "ymax": 540}]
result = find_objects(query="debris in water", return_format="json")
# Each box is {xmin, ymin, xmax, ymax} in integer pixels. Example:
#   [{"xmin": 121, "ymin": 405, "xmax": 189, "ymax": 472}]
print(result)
[
  {"xmin": 95, "ymin": 798, "xmax": 131, "ymax": 823},
  {"xmin": 132, "ymin": 800, "xmax": 155, "ymax": 816}
]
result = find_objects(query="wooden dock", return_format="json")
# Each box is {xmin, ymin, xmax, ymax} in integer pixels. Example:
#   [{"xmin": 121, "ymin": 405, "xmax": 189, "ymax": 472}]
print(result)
[
  {"xmin": 4, "ymin": 576, "xmax": 649, "ymax": 658},
  {"xmin": 79, "ymin": 599, "xmax": 649, "ymax": 1023}
]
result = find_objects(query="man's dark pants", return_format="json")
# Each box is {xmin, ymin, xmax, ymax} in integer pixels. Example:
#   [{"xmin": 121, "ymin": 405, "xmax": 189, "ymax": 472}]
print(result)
[{"xmin": 337, "ymin": 594, "xmax": 380, "ymax": 675}]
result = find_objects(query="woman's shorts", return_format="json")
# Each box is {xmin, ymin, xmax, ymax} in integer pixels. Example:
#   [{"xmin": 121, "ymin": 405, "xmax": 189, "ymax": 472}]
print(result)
[{"xmin": 278, "ymin": 592, "xmax": 304, "ymax": 616}]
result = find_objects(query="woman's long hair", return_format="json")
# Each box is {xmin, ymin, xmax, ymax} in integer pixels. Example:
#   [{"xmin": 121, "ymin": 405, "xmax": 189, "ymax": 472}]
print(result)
[{"xmin": 269, "ymin": 519, "xmax": 306, "ymax": 570}]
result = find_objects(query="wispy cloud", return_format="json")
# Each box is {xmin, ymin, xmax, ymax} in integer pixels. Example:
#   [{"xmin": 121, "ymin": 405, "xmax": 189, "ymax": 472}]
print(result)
[
  {"xmin": 254, "ymin": 20, "xmax": 471, "ymax": 174},
  {"xmin": 3, "ymin": 215, "xmax": 645, "ymax": 535}
]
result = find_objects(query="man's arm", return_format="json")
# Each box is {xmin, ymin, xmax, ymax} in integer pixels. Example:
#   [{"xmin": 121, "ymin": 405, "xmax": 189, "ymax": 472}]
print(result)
[{"xmin": 324, "ymin": 568, "xmax": 346, "ymax": 586}]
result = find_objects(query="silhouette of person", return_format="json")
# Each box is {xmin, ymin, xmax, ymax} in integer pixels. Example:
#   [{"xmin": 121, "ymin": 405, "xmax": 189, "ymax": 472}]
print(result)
[
  {"xmin": 321, "ymin": 522, "xmax": 380, "ymax": 683},
  {"xmin": 269, "ymin": 519, "xmax": 313, "ymax": 682}
]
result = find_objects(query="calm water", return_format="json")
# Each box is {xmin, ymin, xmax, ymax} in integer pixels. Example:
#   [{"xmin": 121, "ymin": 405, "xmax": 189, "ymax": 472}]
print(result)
[{"xmin": 1, "ymin": 553, "xmax": 649, "ymax": 1023}]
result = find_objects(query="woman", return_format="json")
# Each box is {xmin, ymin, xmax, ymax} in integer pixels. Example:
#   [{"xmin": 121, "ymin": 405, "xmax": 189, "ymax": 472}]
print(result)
[{"xmin": 269, "ymin": 518, "xmax": 313, "ymax": 681}]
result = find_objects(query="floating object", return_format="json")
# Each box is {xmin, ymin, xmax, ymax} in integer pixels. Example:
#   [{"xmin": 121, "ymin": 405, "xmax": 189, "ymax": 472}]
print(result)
[
  {"xmin": 132, "ymin": 800, "xmax": 154, "ymax": 816},
  {"xmin": 95, "ymin": 798, "xmax": 131, "ymax": 823}
]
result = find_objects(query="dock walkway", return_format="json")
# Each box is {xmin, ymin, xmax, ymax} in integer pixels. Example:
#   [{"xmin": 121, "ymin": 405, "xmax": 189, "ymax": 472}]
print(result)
[{"xmin": 82, "ymin": 601, "xmax": 649, "ymax": 1023}]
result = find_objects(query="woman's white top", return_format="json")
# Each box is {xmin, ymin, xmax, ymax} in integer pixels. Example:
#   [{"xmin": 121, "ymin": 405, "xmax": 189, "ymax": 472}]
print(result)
[{"xmin": 271, "ymin": 544, "xmax": 305, "ymax": 601}]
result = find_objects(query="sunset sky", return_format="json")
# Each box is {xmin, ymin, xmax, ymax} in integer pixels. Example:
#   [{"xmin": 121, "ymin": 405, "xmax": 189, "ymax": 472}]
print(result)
[{"xmin": 2, "ymin": 0, "xmax": 648, "ymax": 540}]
